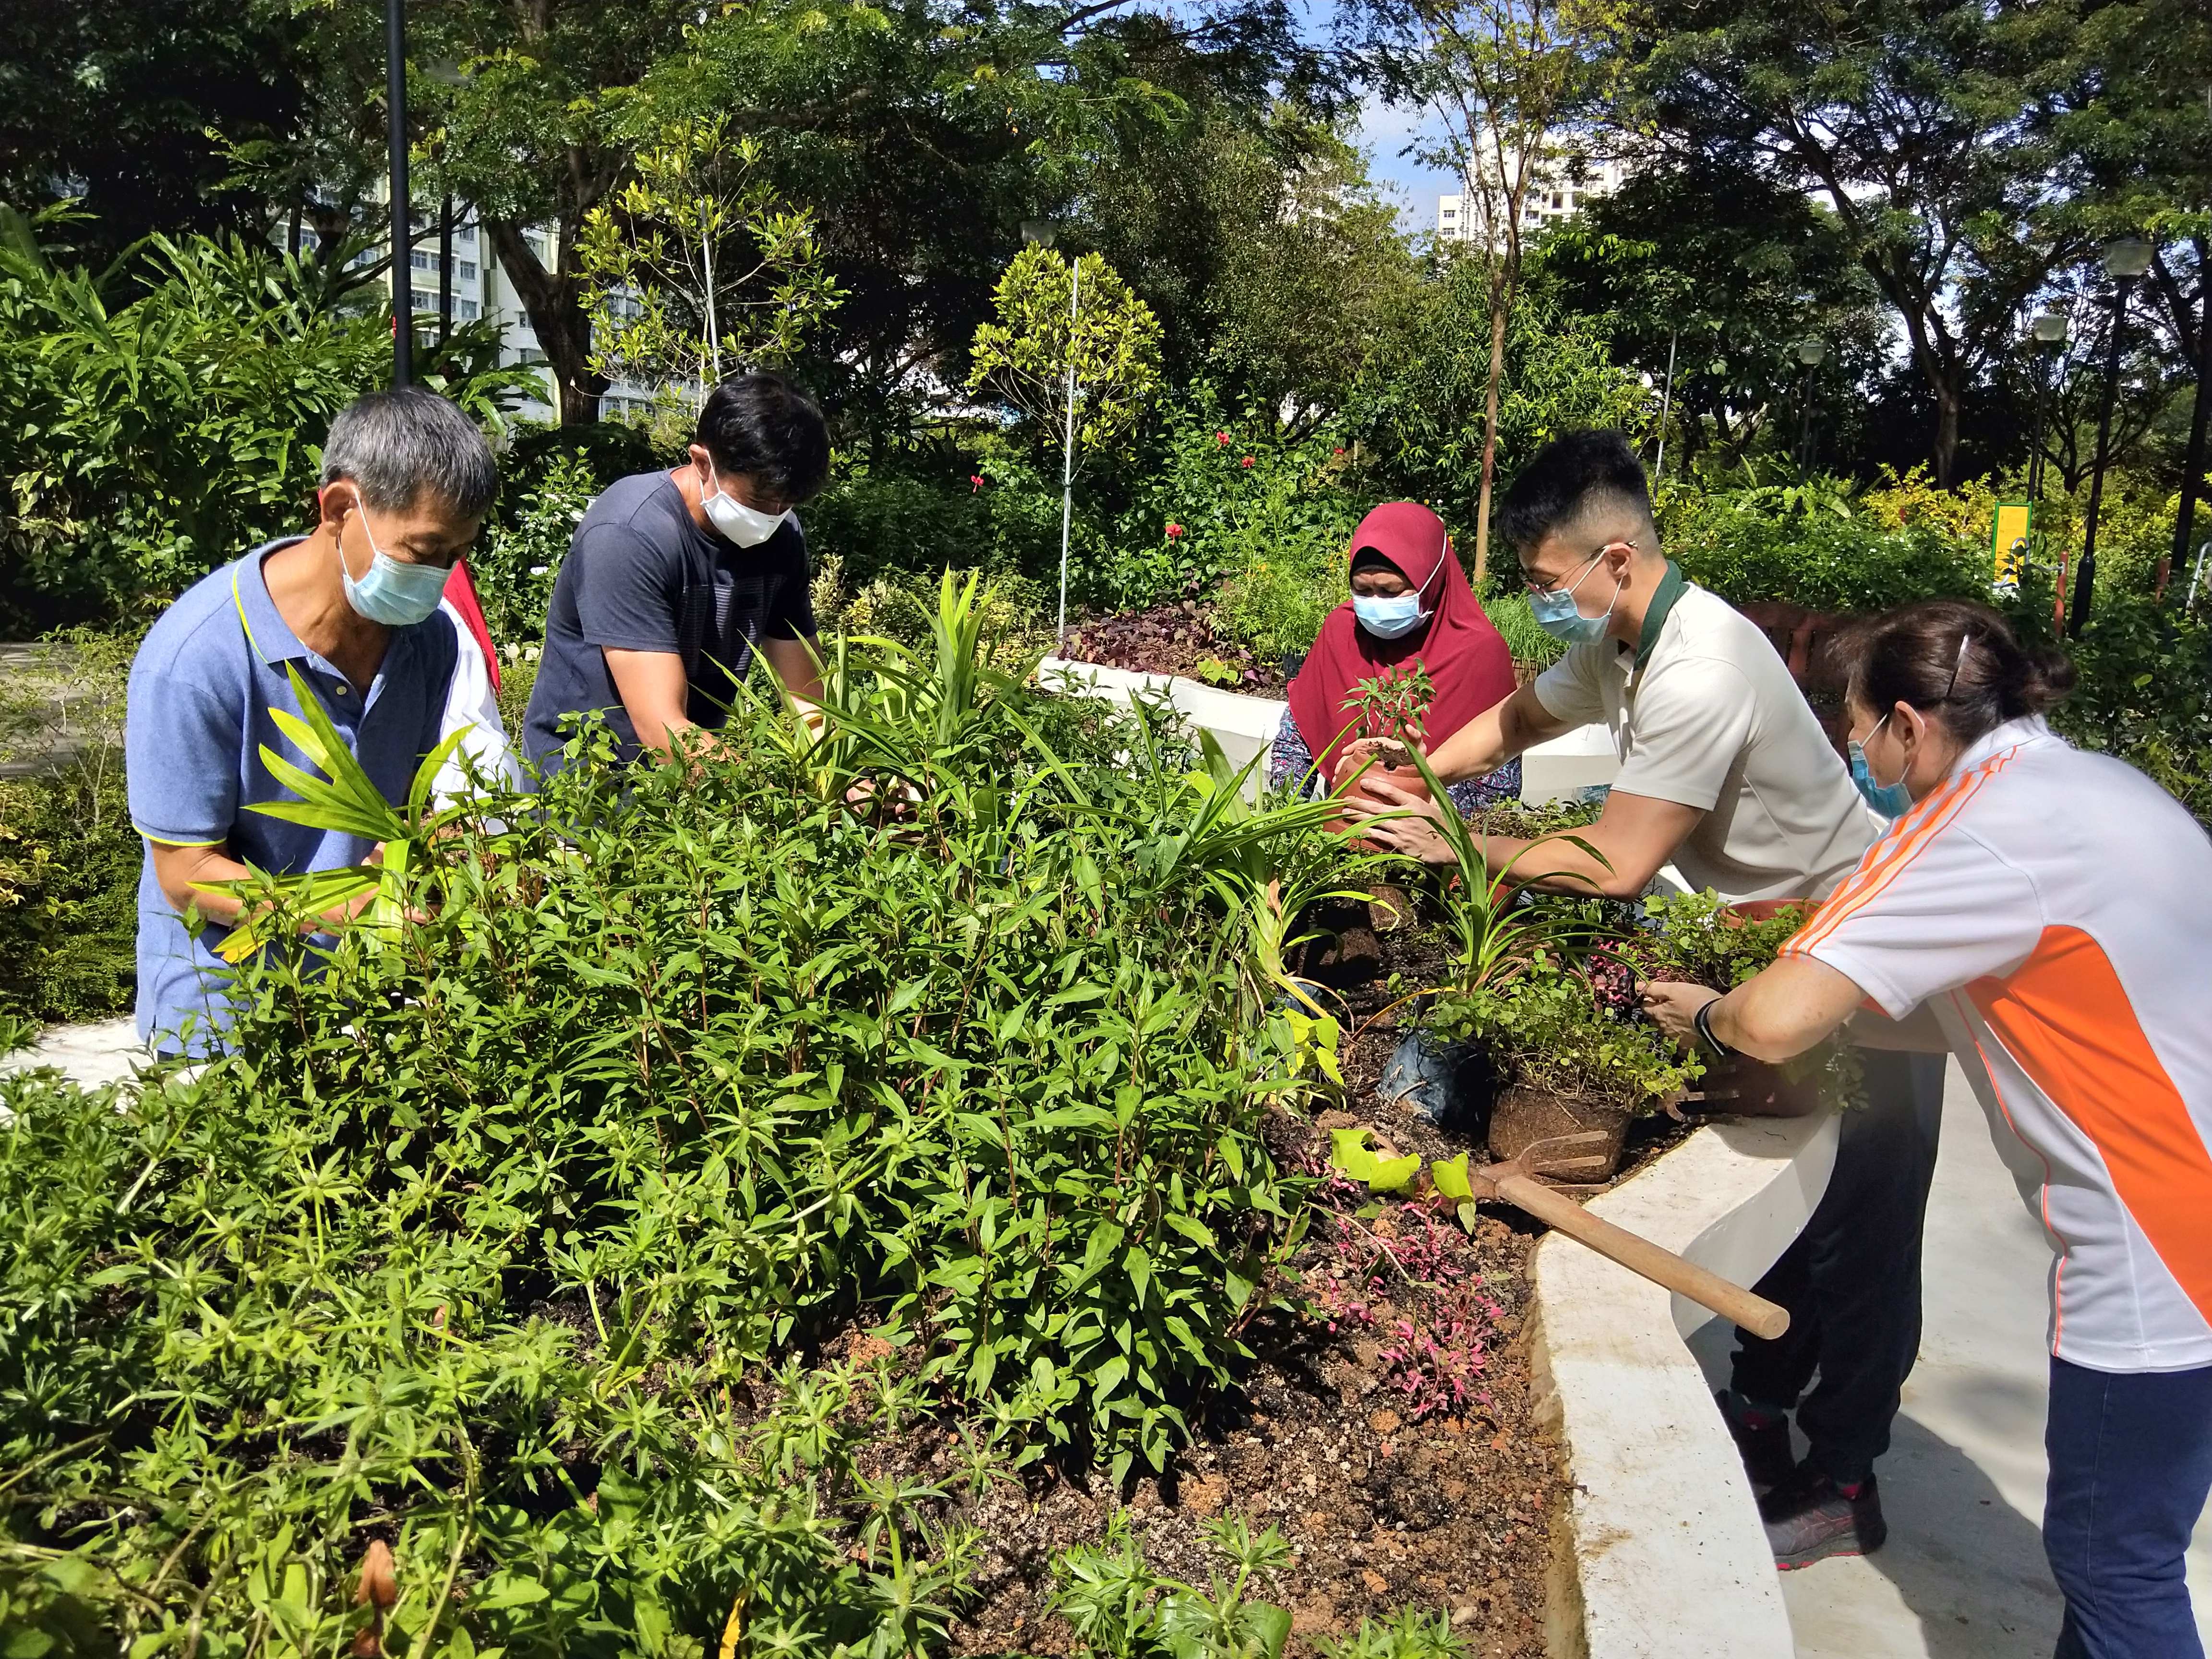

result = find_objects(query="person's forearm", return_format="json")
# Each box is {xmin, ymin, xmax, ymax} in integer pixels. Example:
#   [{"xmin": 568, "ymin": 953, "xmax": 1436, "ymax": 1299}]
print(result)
[
  {"xmin": 1425, "ymin": 704, "xmax": 1514, "ymax": 785},
  {"xmin": 1707, "ymin": 962, "xmax": 1858, "ymax": 1064},
  {"xmin": 157, "ymin": 846, "xmax": 253, "ymax": 926},
  {"xmin": 1476, "ymin": 832, "xmax": 1634, "ymax": 897}
]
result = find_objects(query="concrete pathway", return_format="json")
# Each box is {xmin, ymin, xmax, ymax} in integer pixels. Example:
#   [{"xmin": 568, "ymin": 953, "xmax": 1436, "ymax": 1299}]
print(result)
[
  {"xmin": 0, "ymin": 1017, "xmax": 149, "ymax": 1090},
  {"xmin": 1695, "ymin": 1058, "xmax": 2212, "ymax": 1656}
]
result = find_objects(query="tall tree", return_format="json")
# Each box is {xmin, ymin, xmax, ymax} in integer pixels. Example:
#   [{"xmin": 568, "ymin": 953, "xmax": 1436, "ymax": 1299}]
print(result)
[
  {"xmin": 1627, "ymin": 0, "xmax": 2081, "ymax": 484},
  {"xmin": 0, "ymin": 0, "xmax": 311, "ymax": 260},
  {"xmin": 1351, "ymin": 0, "xmax": 1634, "ymax": 579},
  {"xmin": 1543, "ymin": 156, "xmax": 1883, "ymax": 471}
]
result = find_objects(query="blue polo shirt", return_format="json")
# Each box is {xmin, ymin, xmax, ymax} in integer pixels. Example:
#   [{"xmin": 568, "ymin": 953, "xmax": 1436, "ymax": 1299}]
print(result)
[{"xmin": 126, "ymin": 539, "xmax": 459, "ymax": 1055}]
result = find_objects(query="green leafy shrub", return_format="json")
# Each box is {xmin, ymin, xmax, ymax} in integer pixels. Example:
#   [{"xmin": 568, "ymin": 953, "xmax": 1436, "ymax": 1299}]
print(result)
[
  {"xmin": 0, "ymin": 217, "xmax": 538, "ymax": 632},
  {"xmin": 1429, "ymin": 952, "xmax": 1701, "ymax": 1111},
  {"xmin": 472, "ymin": 447, "xmax": 597, "ymax": 651},
  {"xmin": 1665, "ymin": 489, "xmax": 1988, "ymax": 614},
  {"xmin": 0, "ymin": 577, "xmax": 1346, "ymax": 1652},
  {"xmin": 1052, "ymin": 1513, "xmax": 1295, "ymax": 1659},
  {"xmin": 0, "ymin": 628, "xmax": 138, "ymax": 1027},
  {"xmin": 1105, "ymin": 395, "xmax": 1365, "ymax": 638},
  {"xmin": 2056, "ymin": 594, "xmax": 2212, "ymax": 827}
]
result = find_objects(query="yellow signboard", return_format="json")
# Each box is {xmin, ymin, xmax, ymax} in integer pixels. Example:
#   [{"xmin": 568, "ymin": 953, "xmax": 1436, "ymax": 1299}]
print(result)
[{"xmin": 1993, "ymin": 501, "xmax": 2032, "ymax": 590}]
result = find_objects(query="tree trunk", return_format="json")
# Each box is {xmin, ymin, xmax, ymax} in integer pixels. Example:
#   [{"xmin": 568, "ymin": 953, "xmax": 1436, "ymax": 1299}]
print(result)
[
  {"xmin": 1472, "ymin": 272, "xmax": 1511, "ymax": 588},
  {"xmin": 484, "ymin": 216, "xmax": 606, "ymax": 426},
  {"xmin": 1930, "ymin": 375, "xmax": 1962, "ymax": 488}
]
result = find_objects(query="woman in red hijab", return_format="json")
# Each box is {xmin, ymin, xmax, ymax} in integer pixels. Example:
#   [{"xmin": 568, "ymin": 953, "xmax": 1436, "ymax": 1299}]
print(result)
[{"xmin": 1272, "ymin": 501, "xmax": 1522, "ymax": 813}]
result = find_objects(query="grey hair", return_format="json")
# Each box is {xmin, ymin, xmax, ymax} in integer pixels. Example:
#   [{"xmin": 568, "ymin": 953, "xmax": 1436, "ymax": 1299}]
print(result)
[{"xmin": 320, "ymin": 387, "xmax": 498, "ymax": 519}]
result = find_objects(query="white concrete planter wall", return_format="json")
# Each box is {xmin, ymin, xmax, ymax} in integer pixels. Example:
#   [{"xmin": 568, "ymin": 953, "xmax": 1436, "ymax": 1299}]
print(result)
[
  {"xmin": 1531, "ymin": 1113, "xmax": 1838, "ymax": 1658},
  {"xmin": 1034, "ymin": 657, "xmax": 1617, "ymax": 805}
]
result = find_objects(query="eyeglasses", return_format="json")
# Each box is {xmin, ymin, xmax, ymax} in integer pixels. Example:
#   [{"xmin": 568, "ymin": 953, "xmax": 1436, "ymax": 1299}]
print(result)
[{"xmin": 1523, "ymin": 540, "xmax": 1635, "ymax": 595}]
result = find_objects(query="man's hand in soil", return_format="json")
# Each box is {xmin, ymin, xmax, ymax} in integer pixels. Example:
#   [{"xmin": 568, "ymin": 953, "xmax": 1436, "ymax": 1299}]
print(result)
[{"xmin": 1339, "ymin": 777, "xmax": 1456, "ymax": 866}]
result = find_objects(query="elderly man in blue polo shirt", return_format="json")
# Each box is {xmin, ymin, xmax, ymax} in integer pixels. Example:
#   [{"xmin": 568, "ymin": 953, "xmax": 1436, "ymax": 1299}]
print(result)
[{"xmin": 126, "ymin": 387, "xmax": 498, "ymax": 1056}]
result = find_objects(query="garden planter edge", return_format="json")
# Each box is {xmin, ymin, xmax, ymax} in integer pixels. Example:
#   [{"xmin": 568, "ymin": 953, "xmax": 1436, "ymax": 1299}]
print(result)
[{"xmin": 1527, "ymin": 1109, "xmax": 1838, "ymax": 1658}]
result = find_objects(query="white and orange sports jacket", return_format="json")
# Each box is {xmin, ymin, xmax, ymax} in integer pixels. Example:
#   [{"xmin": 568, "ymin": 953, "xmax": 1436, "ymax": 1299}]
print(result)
[{"xmin": 1785, "ymin": 716, "xmax": 2212, "ymax": 1373}]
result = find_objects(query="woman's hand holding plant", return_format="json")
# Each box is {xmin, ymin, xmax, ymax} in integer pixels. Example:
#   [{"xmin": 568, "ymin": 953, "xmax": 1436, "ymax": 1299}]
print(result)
[
  {"xmin": 1340, "ymin": 775, "xmax": 1455, "ymax": 865},
  {"xmin": 1638, "ymin": 979, "xmax": 1722, "ymax": 1048}
]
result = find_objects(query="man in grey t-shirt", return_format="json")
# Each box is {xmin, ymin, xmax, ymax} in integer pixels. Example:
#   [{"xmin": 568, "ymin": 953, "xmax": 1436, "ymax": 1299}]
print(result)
[
  {"xmin": 1346, "ymin": 431, "xmax": 1946, "ymax": 1573},
  {"xmin": 523, "ymin": 373, "xmax": 831, "ymax": 774}
]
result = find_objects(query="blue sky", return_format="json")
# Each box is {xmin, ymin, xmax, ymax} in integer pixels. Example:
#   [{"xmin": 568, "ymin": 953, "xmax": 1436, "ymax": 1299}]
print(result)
[{"xmin": 1352, "ymin": 93, "xmax": 1459, "ymax": 229}]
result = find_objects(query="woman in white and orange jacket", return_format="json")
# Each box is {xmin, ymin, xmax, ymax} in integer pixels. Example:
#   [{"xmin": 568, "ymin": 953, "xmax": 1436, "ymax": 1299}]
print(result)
[{"xmin": 1645, "ymin": 599, "xmax": 2212, "ymax": 1659}]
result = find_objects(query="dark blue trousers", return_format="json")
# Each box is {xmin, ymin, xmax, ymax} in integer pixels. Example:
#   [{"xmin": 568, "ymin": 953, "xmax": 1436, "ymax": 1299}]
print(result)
[{"xmin": 2048, "ymin": 1356, "xmax": 2212, "ymax": 1658}]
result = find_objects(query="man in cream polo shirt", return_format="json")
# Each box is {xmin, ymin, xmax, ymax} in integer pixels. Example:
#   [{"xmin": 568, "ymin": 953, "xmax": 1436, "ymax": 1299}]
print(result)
[{"xmin": 1346, "ymin": 430, "xmax": 1946, "ymax": 1568}]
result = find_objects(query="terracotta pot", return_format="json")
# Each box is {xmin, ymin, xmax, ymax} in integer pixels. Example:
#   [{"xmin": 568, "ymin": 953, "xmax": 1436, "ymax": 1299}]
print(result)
[
  {"xmin": 1329, "ymin": 750, "xmax": 1432, "ymax": 844},
  {"xmin": 1486, "ymin": 1087, "xmax": 1632, "ymax": 1181},
  {"xmin": 1695, "ymin": 1054, "xmax": 1828, "ymax": 1118}
]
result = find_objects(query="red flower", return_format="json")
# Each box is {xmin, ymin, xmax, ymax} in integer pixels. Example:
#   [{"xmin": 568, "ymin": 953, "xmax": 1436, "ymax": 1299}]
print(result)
[
  {"xmin": 1215, "ymin": 431, "xmax": 1231, "ymax": 445},
  {"xmin": 1166, "ymin": 522, "xmax": 1185, "ymax": 539},
  {"xmin": 1240, "ymin": 456, "xmax": 1255, "ymax": 468},
  {"xmin": 969, "ymin": 473, "xmax": 985, "ymax": 491},
  {"xmin": 1333, "ymin": 446, "xmax": 1346, "ymax": 456}
]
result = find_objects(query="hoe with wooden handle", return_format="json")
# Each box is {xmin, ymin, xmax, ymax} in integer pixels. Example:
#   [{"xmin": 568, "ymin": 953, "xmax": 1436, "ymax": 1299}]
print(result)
[{"xmin": 1472, "ymin": 1140, "xmax": 1790, "ymax": 1340}]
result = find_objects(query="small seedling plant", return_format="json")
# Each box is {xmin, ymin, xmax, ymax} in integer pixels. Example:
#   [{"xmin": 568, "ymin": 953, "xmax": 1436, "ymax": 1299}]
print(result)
[{"xmin": 1341, "ymin": 664, "xmax": 1434, "ymax": 766}]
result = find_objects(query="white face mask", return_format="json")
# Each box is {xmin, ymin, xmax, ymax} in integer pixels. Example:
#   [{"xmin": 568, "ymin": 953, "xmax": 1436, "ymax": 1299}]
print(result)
[{"xmin": 700, "ymin": 462, "xmax": 789, "ymax": 548}]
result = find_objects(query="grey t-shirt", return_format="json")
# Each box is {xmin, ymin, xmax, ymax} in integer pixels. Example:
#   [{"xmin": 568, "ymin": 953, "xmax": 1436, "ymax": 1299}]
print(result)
[{"xmin": 522, "ymin": 470, "xmax": 814, "ymax": 771}]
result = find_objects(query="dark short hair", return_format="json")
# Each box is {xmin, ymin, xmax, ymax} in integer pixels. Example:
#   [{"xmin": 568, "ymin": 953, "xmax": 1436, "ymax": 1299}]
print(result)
[
  {"xmin": 696, "ymin": 372, "xmax": 831, "ymax": 505},
  {"xmin": 1497, "ymin": 430, "xmax": 1653, "ymax": 556},
  {"xmin": 321, "ymin": 387, "xmax": 498, "ymax": 519},
  {"xmin": 1838, "ymin": 599, "xmax": 2076, "ymax": 745}
]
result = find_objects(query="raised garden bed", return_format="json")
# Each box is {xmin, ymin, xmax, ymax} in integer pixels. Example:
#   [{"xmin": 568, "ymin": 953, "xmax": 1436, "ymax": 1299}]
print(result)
[{"xmin": 0, "ymin": 585, "xmax": 1792, "ymax": 1659}]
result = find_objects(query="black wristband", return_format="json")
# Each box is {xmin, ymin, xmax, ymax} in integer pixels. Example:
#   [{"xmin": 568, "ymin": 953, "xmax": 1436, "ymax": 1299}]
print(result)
[{"xmin": 1694, "ymin": 998, "xmax": 1737, "ymax": 1059}]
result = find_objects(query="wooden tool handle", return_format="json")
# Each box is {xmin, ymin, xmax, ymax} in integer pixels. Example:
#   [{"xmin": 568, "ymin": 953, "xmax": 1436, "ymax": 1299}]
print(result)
[{"xmin": 1496, "ymin": 1173, "xmax": 1791, "ymax": 1340}]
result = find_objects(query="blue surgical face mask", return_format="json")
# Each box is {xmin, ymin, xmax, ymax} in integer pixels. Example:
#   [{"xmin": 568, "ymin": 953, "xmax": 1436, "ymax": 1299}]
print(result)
[
  {"xmin": 337, "ymin": 495, "xmax": 449, "ymax": 627},
  {"xmin": 1352, "ymin": 592, "xmax": 1428, "ymax": 639},
  {"xmin": 1527, "ymin": 549, "xmax": 1624, "ymax": 644},
  {"xmin": 1848, "ymin": 715, "xmax": 1914, "ymax": 817}
]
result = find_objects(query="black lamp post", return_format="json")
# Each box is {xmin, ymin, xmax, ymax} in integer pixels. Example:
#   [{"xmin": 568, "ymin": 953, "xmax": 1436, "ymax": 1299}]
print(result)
[
  {"xmin": 2169, "ymin": 272, "xmax": 2212, "ymax": 596},
  {"xmin": 2073, "ymin": 236, "xmax": 2156, "ymax": 635},
  {"xmin": 2027, "ymin": 311, "xmax": 2067, "ymax": 505},
  {"xmin": 1794, "ymin": 337, "xmax": 1827, "ymax": 477},
  {"xmin": 386, "ymin": 0, "xmax": 411, "ymax": 387}
]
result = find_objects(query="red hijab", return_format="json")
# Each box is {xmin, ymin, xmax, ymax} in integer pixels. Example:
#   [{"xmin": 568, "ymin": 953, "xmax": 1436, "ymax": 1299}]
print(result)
[{"xmin": 1285, "ymin": 502, "xmax": 1516, "ymax": 781}]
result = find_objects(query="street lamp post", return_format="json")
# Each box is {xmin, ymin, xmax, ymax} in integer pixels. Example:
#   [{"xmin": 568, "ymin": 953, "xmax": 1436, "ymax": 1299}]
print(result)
[
  {"xmin": 2072, "ymin": 237, "xmax": 2156, "ymax": 636},
  {"xmin": 2168, "ymin": 272, "xmax": 2212, "ymax": 596},
  {"xmin": 1652, "ymin": 329, "xmax": 1679, "ymax": 488},
  {"xmin": 1794, "ymin": 337, "xmax": 1827, "ymax": 477},
  {"xmin": 386, "ymin": 0, "xmax": 411, "ymax": 387},
  {"xmin": 2028, "ymin": 311, "xmax": 2068, "ymax": 504}
]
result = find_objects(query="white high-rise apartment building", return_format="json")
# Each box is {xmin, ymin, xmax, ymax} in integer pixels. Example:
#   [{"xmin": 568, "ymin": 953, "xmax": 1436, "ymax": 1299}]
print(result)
[{"xmin": 1437, "ymin": 152, "xmax": 1629, "ymax": 246}]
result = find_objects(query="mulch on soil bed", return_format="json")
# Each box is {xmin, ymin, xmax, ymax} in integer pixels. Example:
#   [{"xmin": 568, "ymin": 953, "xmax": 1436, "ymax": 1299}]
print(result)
[{"xmin": 892, "ymin": 886, "xmax": 1695, "ymax": 1657}]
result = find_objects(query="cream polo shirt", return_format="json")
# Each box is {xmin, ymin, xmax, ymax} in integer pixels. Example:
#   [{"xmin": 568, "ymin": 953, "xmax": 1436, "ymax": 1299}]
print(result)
[
  {"xmin": 1530, "ymin": 582, "xmax": 1881, "ymax": 903},
  {"xmin": 1784, "ymin": 718, "xmax": 2212, "ymax": 1371}
]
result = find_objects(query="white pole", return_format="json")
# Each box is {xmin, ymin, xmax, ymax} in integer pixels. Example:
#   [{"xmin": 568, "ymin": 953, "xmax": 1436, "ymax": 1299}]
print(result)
[
  {"xmin": 1057, "ymin": 255, "xmax": 1080, "ymax": 653},
  {"xmin": 701, "ymin": 203, "xmax": 721, "ymax": 397},
  {"xmin": 1653, "ymin": 328, "xmax": 1678, "ymax": 487}
]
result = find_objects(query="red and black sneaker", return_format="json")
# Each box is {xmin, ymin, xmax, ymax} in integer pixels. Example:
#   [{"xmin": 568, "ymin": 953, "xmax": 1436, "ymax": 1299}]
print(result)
[
  {"xmin": 1762, "ymin": 1467, "xmax": 1887, "ymax": 1570},
  {"xmin": 1714, "ymin": 1390, "xmax": 1795, "ymax": 1493}
]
